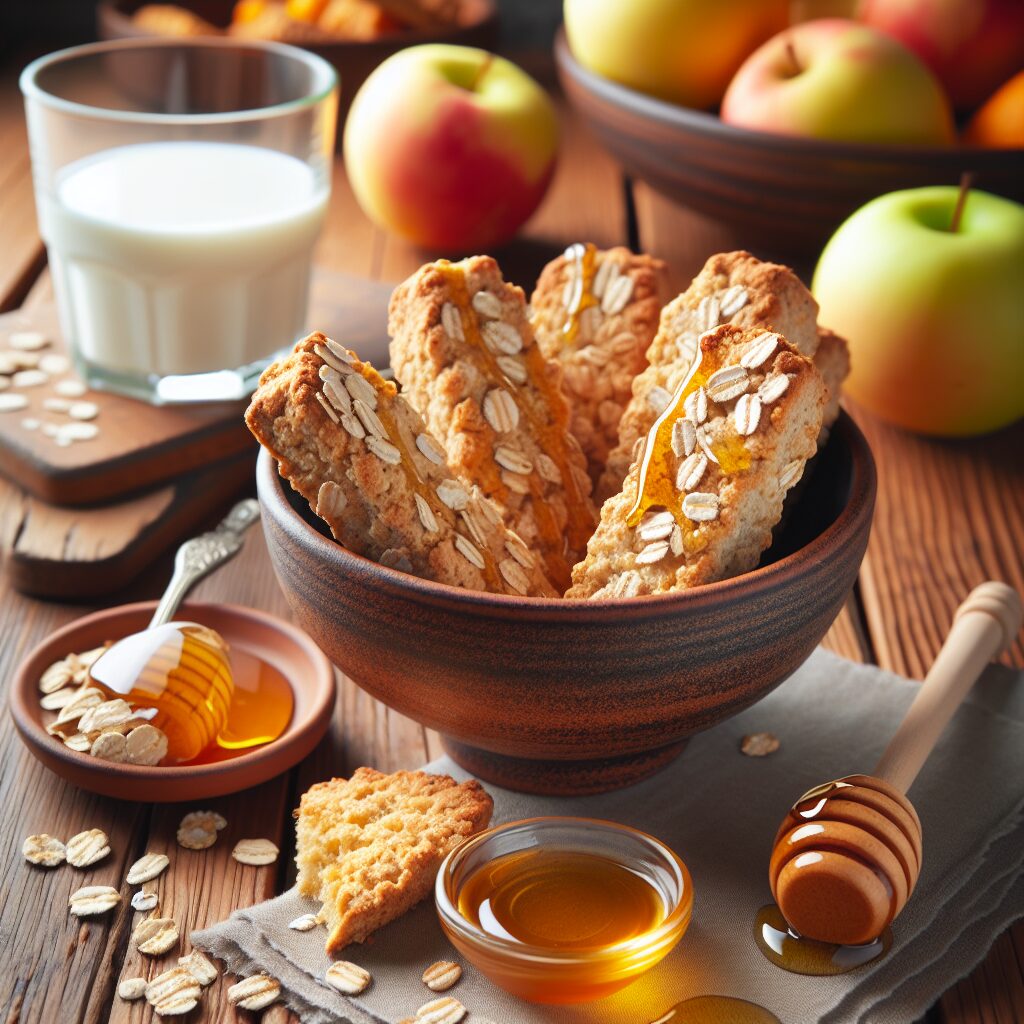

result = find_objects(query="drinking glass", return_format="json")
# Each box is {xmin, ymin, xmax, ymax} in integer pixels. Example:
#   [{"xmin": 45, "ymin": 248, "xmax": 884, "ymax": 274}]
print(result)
[{"xmin": 21, "ymin": 38, "xmax": 338, "ymax": 403}]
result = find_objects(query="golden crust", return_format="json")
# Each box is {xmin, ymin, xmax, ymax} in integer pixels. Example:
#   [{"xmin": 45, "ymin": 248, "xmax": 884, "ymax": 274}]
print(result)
[
  {"xmin": 531, "ymin": 245, "xmax": 670, "ymax": 487},
  {"xmin": 245, "ymin": 332, "xmax": 556, "ymax": 597},
  {"xmin": 598, "ymin": 251, "xmax": 820, "ymax": 502},
  {"xmin": 567, "ymin": 324, "xmax": 826, "ymax": 599},
  {"xmin": 295, "ymin": 768, "xmax": 493, "ymax": 954},
  {"xmin": 389, "ymin": 256, "xmax": 595, "ymax": 593}
]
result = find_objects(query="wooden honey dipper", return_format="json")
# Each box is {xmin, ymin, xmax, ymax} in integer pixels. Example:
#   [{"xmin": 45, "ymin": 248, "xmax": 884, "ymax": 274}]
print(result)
[{"xmin": 769, "ymin": 581, "xmax": 1022, "ymax": 947}]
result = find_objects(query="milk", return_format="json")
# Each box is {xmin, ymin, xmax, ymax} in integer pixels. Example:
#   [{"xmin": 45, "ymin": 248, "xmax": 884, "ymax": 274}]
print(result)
[{"xmin": 40, "ymin": 141, "xmax": 328, "ymax": 396}]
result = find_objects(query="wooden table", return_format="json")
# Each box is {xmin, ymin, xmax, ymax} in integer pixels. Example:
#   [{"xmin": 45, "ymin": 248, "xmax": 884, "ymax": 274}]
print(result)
[{"xmin": 0, "ymin": 56, "xmax": 1021, "ymax": 1024}]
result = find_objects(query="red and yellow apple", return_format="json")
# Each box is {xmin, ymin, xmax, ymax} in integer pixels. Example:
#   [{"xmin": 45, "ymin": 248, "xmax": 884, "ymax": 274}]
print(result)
[
  {"xmin": 343, "ymin": 45, "xmax": 558, "ymax": 251},
  {"xmin": 964, "ymin": 72, "xmax": 1024, "ymax": 148},
  {"xmin": 563, "ymin": 0, "xmax": 790, "ymax": 110},
  {"xmin": 859, "ymin": 0, "xmax": 1024, "ymax": 111},
  {"xmin": 812, "ymin": 187, "xmax": 1024, "ymax": 436},
  {"xmin": 721, "ymin": 19, "xmax": 955, "ymax": 144}
]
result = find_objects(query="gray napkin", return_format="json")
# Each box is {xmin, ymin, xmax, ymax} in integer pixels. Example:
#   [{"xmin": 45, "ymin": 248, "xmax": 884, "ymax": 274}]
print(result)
[{"xmin": 194, "ymin": 649, "xmax": 1024, "ymax": 1024}]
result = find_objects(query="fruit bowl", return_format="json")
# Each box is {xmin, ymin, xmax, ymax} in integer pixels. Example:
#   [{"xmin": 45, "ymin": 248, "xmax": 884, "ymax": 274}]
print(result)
[
  {"xmin": 554, "ymin": 28, "xmax": 1024, "ymax": 256},
  {"xmin": 98, "ymin": 0, "xmax": 498, "ymax": 125},
  {"xmin": 256, "ymin": 411, "xmax": 875, "ymax": 797}
]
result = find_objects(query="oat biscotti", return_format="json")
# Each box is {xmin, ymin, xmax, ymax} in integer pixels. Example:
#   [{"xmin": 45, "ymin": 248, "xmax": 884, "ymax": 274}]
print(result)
[
  {"xmin": 598, "ymin": 251, "xmax": 821, "ymax": 501},
  {"xmin": 813, "ymin": 327, "xmax": 851, "ymax": 441},
  {"xmin": 567, "ymin": 324, "xmax": 826, "ymax": 599},
  {"xmin": 295, "ymin": 768, "xmax": 493, "ymax": 953},
  {"xmin": 389, "ymin": 256, "xmax": 596, "ymax": 593},
  {"xmin": 530, "ymin": 243, "xmax": 669, "ymax": 487},
  {"xmin": 245, "ymin": 332, "xmax": 556, "ymax": 597}
]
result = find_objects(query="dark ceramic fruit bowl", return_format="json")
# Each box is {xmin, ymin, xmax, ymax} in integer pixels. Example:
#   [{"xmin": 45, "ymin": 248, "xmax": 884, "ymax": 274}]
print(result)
[
  {"xmin": 257, "ymin": 411, "xmax": 875, "ymax": 796},
  {"xmin": 554, "ymin": 29, "xmax": 1024, "ymax": 257}
]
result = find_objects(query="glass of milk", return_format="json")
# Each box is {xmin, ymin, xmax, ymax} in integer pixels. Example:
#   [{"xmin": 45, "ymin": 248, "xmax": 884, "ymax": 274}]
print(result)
[{"xmin": 20, "ymin": 39, "xmax": 338, "ymax": 403}]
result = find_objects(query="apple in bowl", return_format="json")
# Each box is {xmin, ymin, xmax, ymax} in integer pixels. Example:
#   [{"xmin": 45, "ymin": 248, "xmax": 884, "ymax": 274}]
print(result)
[
  {"xmin": 721, "ymin": 19, "xmax": 954, "ymax": 145},
  {"xmin": 813, "ymin": 186, "xmax": 1024, "ymax": 437},
  {"xmin": 564, "ymin": 0, "xmax": 790, "ymax": 109},
  {"xmin": 344, "ymin": 45, "xmax": 558, "ymax": 251},
  {"xmin": 859, "ymin": 0, "xmax": 1024, "ymax": 111}
]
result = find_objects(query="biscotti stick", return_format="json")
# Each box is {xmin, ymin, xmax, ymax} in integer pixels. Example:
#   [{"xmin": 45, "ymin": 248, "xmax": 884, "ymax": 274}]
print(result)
[
  {"xmin": 389, "ymin": 256, "xmax": 595, "ymax": 592},
  {"xmin": 599, "ymin": 250, "xmax": 821, "ymax": 501},
  {"xmin": 246, "ymin": 332, "xmax": 556, "ymax": 597},
  {"xmin": 568, "ymin": 324, "xmax": 826, "ymax": 599},
  {"xmin": 531, "ymin": 243, "xmax": 669, "ymax": 486}
]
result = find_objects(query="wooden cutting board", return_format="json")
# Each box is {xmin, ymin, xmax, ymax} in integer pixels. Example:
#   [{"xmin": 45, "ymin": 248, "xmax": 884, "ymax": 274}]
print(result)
[
  {"xmin": 0, "ymin": 268, "xmax": 394, "ymax": 507},
  {"xmin": 0, "ymin": 451, "xmax": 256, "ymax": 599}
]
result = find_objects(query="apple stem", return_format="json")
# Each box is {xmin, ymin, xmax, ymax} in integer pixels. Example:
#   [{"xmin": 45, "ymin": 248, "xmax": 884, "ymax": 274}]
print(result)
[
  {"xmin": 469, "ymin": 53, "xmax": 495, "ymax": 93},
  {"xmin": 949, "ymin": 172, "xmax": 974, "ymax": 233},
  {"xmin": 785, "ymin": 37, "xmax": 801, "ymax": 76}
]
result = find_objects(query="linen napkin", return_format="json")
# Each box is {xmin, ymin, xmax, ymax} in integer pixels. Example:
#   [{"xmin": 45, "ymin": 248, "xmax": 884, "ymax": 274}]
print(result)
[{"xmin": 194, "ymin": 648, "xmax": 1024, "ymax": 1024}]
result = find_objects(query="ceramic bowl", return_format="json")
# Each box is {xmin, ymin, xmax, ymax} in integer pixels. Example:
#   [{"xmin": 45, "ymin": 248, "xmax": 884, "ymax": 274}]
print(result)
[
  {"xmin": 98, "ymin": 0, "xmax": 499, "ymax": 127},
  {"xmin": 9, "ymin": 601, "xmax": 335, "ymax": 801},
  {"xmin": 256, "ymin": 410, "xmax": 875, "ymax": 796},
  {"xmin": 554, "ymin": 29, "xmax": 1024, "ymax": 257}
]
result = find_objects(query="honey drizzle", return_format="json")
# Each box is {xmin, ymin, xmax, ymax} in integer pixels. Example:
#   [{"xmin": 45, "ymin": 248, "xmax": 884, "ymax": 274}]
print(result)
[
  {"xmin": 625, "ymin": 348, "xmax": 752, "ymax": 532},
  {"xmin": 561, "ymin": 242, "xmax": 598, "ymax": 347},
  {"xmin": 354, "ymin": 361, "xmax": 502, "ymax": 591},
  {"xmin": 438, "ymin": 264, "xmax": 595, "ymax": 590}
]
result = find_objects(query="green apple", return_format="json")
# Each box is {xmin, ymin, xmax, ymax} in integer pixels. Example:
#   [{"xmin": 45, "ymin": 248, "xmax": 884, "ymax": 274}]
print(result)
[
  {"xmin": 344, "ymin": 45, "xmax": 558, "ymax": 251},
  {"xmin": 721, "ymin": 19, "xmax": 954, "ymax": 144},
  {"xmin": 813, "ymin": 187, "xmax": 1024, "ymax": 436},
  {"xmin": 564, "ymin": 0, "xmax": 790, "ymax": 109}
]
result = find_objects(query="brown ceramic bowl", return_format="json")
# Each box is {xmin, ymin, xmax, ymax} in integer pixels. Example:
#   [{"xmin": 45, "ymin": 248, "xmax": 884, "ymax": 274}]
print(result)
[
  {"xmin": 9, "ymin": 601, "xmax": 335, "ymax": 802},
  {"xmin": 98, "ymin": 0, "xmax": 499, "ymax": 127},
  {"xmin": 555, "ymin": 29, "xmax": 1024, "ymax": 257},
  {"xmin": 257, "ymin": 410, "xmax": 875, "ymax": 796}
]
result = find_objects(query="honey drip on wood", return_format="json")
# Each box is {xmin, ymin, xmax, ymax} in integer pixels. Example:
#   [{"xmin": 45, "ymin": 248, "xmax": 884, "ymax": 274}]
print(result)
[
  {"xmin": 650, "ymin": 996, "xmax": 781, "ymax": 1024},
  {"xmin": 457, "ymin": 848, "xmax": 665, "ymax": 949},
  {"xmin": 438, "ymin": 263, "xmax": 595, "ymax": 589},
  {"xmin": 356, "ymin": 361, "xmax": 502, "ymax": 591},
  {"xmin": 626, "ymin": 348, "xmax": 751, "ymax": 531},
  {"xmin": 89, "ymin": 623, "xmax": 293, "ymax": 765},
  {"xmin": 561, "ymin": 242, "xmax": 598, "ymax": 347},
  {"xmin": 754, "ymin": 903, "xmax": 891, "ymax": 976}
]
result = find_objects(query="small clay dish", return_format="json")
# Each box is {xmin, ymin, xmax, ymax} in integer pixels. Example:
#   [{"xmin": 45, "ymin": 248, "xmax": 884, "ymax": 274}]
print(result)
[
  {"xmin": 555, "ymin": 29, "xmax": 1024, "ymax": 256},
  {"xmin": 258, "ymin": 410, "xmax": 875, "ymax": 796},
  {"xmin": 9, "ymin": 601, "xmax": 335, "ymax": 801},
  {"xmin": 436, "ymin": 816, "xmax": 693, "ymax": 1003}
]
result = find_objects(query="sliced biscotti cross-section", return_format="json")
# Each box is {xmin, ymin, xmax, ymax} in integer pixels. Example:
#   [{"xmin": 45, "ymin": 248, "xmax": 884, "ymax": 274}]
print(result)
[
  {"xmin": 567, "ymin": 324, "xmax": 826, "ymax": 599},
  {"xmin": 295, "ymin": 768, "xmax": 493, "ymax": 954},
  {"xmin": 530, "ymin": 243, "xmax": 670, "ymax": 486},
  {"xmin": 598, "ymin": 251, "xmax": 820, "ymax": 501},
  {"xmin": 813, "ymin": 327, "xmax": 851, "ymax": 443},
  {"xmin": 245, "ymin": 332, "xmax": 556, "ymax": 597},
  {"xmin": 389, "ymin": 256, "xmax": 596, "ymax": 593}
]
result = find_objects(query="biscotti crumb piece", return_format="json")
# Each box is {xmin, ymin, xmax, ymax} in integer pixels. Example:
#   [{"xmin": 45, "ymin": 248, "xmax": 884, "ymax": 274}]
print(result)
[
  {"xmin": 531, "ymin": 243, "xmax": 669, "ymax": 486},
  {"xmin": 813, "ymin": 327, "xmax": 850, "ymax": 444},
  {"xmin": 568, "ymin": 324, "xmax": 826, "ymax": 599},
  {"xmin": 389, "ymin": 256, "xmax": 595, "ymax": 593},
  {"xmin": 295, "ymin": 768, "xmax": 493, "ymax": 954},
  {"xmin": 245, "ymin": 333, "xmax": 556, "ymax": 597},
  {"xmin": 599, "ymin": 251, "xmax": 820, "ymax": 501}
]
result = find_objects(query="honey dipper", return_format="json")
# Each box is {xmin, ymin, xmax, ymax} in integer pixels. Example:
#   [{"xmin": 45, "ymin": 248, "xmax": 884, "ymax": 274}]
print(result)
[{"xmin": 769, "ymin": 581, "xmax": 1022, "ymax": 947}]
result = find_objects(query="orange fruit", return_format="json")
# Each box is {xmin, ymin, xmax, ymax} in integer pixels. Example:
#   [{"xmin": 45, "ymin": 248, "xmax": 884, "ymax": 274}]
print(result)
[{"xmin": 963, "ymin": 71, "xmax": 1024, "ymax": 148}]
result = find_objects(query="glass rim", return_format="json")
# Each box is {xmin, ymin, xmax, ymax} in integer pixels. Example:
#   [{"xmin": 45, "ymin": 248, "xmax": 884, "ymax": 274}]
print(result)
[
  {"xmin": 19, "ymin": 36, "xmax": 338, "ymax": 126},
  {"xmin": 435, "ymin": 815, "xmax": 692, "ymax": 966}
]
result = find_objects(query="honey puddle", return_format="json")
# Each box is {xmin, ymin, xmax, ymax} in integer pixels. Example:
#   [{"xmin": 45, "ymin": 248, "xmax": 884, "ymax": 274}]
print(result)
[
  {"xmin": 754, "ymin": 903, "xmax": 891, "ymax": 976},
  {"xmin": 650, "ymin": 995, "xmax": 781, "ymax": 1024}
]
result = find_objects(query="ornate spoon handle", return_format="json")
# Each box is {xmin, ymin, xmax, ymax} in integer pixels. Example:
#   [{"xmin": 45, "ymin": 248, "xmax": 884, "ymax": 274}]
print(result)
[{"xmin": 148, "ymin": 499, "xmax": 261, "ymax": 629}]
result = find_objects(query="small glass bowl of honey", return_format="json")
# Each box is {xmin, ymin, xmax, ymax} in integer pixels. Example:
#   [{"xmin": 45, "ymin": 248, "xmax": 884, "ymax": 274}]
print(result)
[{"xmin": 435, "ymin": 816, "xmax": 693, "ymax": 1004}]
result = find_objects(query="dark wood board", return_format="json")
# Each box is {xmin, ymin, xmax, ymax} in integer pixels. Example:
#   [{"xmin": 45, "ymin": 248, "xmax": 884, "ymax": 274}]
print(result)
[{"xmin": 0, "ymin": 450, "xmax": 254, "ymax": 599}]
